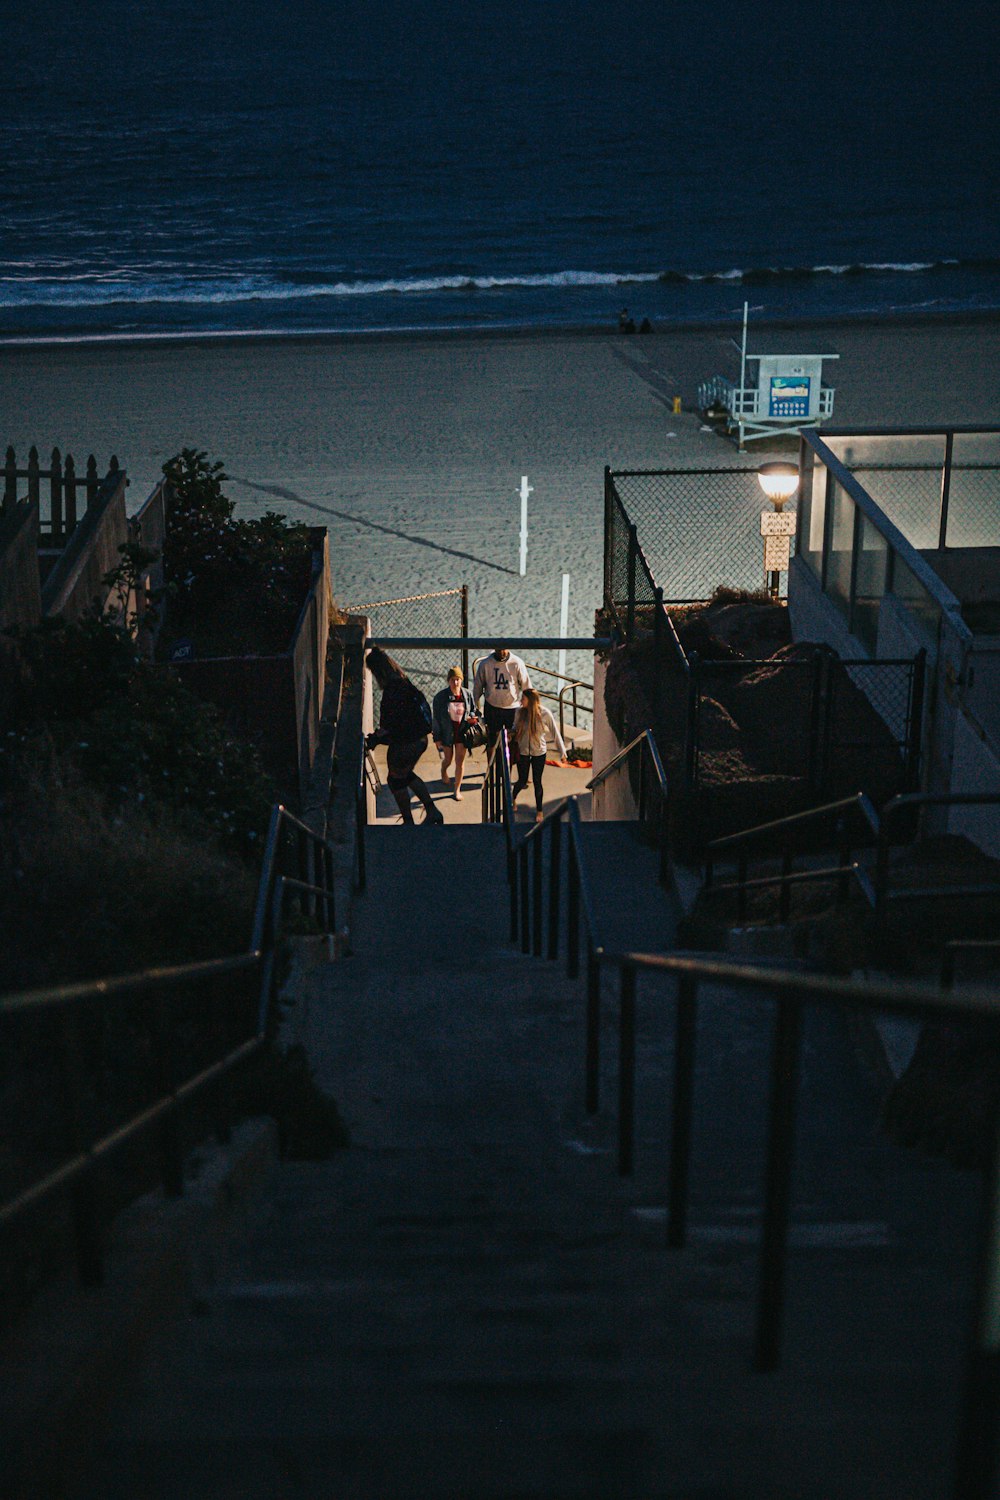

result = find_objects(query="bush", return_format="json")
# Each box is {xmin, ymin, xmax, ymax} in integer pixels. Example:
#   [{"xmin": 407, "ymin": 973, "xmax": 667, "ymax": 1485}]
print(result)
[
  {"xmin": 0, "ymin": 758, "xmax": 258, "ymax": 989},
  {"xmin": 160, "ymin": 448, "xmax": 313, "ymax": 658},
  {"xmin": 7, "ymin": 605, "xmax": 272, "ymax": 860}
]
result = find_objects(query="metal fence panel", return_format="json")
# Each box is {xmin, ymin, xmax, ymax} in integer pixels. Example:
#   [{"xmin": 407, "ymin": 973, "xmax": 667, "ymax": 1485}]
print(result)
[
  {"xmin": 350, "ymin": 587, "xmax": 468, "ymax": 714},
  {"xmin": 611, "ymin": 468, "xmax": 781, "ymax": 602}
]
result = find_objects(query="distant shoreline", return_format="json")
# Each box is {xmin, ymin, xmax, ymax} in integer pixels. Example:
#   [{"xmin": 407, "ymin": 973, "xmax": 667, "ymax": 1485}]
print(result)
[{"xmin": 2, "ymin": 305, "xmax": 1000, "ymax": 354}]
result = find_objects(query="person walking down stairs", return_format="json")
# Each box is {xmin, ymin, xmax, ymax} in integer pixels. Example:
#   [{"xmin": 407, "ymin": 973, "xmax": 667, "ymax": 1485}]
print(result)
[{"xmin": 366, "ymin": 647, "xmax": 444, "ymax": 825}]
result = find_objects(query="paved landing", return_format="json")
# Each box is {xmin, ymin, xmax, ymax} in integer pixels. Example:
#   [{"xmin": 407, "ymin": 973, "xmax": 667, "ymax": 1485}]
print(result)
[{"xmin": 368, "ymin": 741, "xmax": 593, "ymax": 826}]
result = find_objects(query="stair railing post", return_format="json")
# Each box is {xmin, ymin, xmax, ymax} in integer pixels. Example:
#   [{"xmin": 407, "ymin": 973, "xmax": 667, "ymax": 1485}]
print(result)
[
  {"xmin": 567, "ymin": 843, "xmax": 580, "ymax": 979},
  {"xmin": 754, "ymin": 992, "xmax": 803, "ymax": 1372},
  {"xmin": 906, "ymin": 648, "xmax": 927, "ymax": 792},
  {"xmin": 685, "ymin": 651, "xmax": 700, "ymax": 788},
  {"xmin": 667, "ymin": 974, "xmax": 698, "ymax": 1249},
  {"xmin": 58, "ymin": 1010, "xmax": 104, "ymax": 1287},
  {"xmin": 547, "ymin": 814, "xmax": 562, "ymax": 960},
  {"xmin": 954, "ymin": 1048, "xmax": 1000, "ymax": 1500},
  {"xmin": 154, "ymin": 984, "xmax": 185, "ymax": 1200},
  {"xmin": 603, "ymin": 467, "xmax": 613, "ymax": 609},
  {"xmin": 779, "ymin": 850, "xmax": 793, "ymax": 922},
  {"xmin": 585, "ymin": 944, "xmax": 601, "ymax": 1114},
  {"xmin": 532, "ymin": 833, "xmax": 543, "ymax": 958},
  {"xmin": 626, "ymin": 523, "xmax": 638, "ymax": 641},
  {"xmin": 617, "ymin": 961, "xmax": 637, "ymax": 1175},
  {"xmin": 519, "ymin": 843, "xmax": 530, "ymax": 954}
]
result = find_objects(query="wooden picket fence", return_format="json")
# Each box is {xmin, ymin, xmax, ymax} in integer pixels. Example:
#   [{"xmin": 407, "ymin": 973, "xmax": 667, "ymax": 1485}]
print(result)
[{"xmin": 2, "ymin": 444, "xmax": 120, "ymax": 546}]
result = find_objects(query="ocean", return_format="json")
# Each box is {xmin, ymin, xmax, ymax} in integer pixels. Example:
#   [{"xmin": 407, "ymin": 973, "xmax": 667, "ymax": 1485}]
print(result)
[{"xmin": 2, "ymin": 0, "xmax": 998, "ymax": 343}]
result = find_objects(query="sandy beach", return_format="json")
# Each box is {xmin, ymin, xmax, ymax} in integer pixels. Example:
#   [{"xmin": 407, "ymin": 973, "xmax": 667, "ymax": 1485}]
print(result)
[{"xmin": 4, "ymin": 318, "xmax": 1000, "ymax": 689}]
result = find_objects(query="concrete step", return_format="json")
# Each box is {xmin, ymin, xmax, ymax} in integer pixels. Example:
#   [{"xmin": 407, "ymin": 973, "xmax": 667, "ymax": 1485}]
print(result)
[{"xmin": 70, "ymin": 827, "xmax": 982, "ymax": 1499}]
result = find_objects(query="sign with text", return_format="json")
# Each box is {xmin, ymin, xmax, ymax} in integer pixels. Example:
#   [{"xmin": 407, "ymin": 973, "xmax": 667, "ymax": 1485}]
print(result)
[
  {"xmin": 763, "ymin": 535, "xmax": 792, "ymax": 572},
  {"xmin": 760, "ymin": 509, "xmax": 797, "ymax": 536}
]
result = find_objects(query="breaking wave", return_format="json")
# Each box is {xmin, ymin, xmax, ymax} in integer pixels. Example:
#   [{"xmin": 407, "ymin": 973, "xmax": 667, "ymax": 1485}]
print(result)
[{"xmin": 2, "ymin": 257, "xmax": 997, "ymax": 311}]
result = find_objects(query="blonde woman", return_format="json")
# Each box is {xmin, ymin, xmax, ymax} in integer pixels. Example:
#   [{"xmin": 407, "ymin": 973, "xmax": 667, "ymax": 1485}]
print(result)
[
  {"xmin": 511, "ymin": 686, "xmax": 568, "ymax": 822},
  {"xmin": 431, "ymin": 665, "xmax": 476, "ymax": 801}
]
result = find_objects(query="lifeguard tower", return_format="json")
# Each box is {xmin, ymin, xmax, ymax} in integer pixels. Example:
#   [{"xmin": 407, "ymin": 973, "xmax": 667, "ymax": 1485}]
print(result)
[{"xmin": 698, "ymin": 303, "xmax": 838, "ymax": 449}]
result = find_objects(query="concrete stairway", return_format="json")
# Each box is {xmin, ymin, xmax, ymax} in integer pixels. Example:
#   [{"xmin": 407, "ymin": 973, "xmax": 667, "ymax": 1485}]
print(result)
[{"xmin": 72, "ymin": 823, "xmax": 981, "ymax": 1500}]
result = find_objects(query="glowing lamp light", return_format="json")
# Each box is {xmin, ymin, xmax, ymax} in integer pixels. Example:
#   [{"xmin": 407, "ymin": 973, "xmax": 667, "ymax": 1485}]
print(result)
[{"xmin": 757, "ymin": 461, "xmax": 800, "ymax": 508}]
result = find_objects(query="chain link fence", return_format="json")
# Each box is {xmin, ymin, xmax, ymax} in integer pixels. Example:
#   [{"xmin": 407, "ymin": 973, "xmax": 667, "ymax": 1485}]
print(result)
[
  {"xmin": 609, "ymin": 467, "xmax": 779, "ymax": 603},
  {"xmin": 688, "ymin": 653, "xmax": 922, "ymax": 806},
  {"xmin": 345, "ymin": 587, "xmax": 468, "ymax": 715}
]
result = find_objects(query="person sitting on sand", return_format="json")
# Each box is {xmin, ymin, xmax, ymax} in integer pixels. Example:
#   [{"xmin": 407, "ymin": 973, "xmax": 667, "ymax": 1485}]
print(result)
[
  {"xmin": 365, "ymin": 647, "xmax": 444, "ymax": 825},
  {"xmin": 432, "ymin": 665, "xmax": 475, "ymax": 801},
  {"xmin": 511, "ymin": 687, "xmax": 568, "ymax": 822},
  {"xmin": 473, "ymin": 644, "xmax": 531, "ymax": 751}
]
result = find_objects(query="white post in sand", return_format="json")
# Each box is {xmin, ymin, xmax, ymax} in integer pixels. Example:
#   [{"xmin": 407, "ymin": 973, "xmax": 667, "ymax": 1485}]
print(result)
[
  {"xmin": 558, "ymin": 572, "xmax": 570, "ymax": 682},
  {"xmin": 519, "ymin": 475, "xmax": 532, "ymax": 576},
  {"xmin": 739, "ymin": 300, "xmax": 749, "ymax": 450}
]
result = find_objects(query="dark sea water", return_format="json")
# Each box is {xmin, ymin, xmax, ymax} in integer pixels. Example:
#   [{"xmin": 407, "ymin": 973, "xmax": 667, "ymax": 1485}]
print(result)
[{"xmin": 2, "ymin": 0, "xmax": 998, "ymax": 342}]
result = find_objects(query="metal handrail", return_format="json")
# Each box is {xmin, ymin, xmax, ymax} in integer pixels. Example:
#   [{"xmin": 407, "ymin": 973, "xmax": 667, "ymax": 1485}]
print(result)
[
  {"xmin": 0, "ymin": 801, "xmax": 340, "ymax": 1289},
  {"xmin": 705, "ymin": 791, "xmax": 880, "ymax": 857},
  {"xmin": 586, "ymin": 728, "xmax": 667, "ymax": 794},
  {"xmin": 875, "ymin": 791, "xmax": 1000, "ymax": 917},
  {"xmin": 499, "ymin": 781, "xmax": 1000, "ymax": 1496},
  {"xmin": 470, "ymin": 655, "xmax": 595, "ymax": 735}
]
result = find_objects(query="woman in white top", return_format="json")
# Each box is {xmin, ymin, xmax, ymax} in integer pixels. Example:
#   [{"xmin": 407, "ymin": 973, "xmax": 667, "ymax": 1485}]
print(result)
[{"xmin": 511, "ymin": 687, "xmax": 568, "ymax": 822}]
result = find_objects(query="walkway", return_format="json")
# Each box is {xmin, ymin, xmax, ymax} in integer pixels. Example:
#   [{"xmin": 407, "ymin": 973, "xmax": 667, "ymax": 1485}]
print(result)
[
  {"xmin": 367, "ymin": 740, "xmax": 594, "ymax": 826},
  {"xmin": 72, "ymin": 823, "xmax": 981, "ymax": 1498}
]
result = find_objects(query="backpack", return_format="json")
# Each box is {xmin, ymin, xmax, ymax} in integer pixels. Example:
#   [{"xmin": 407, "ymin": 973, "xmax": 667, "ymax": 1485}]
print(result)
[{"xmin": 399, "ymin": 679, "xmax": 433, "ymax": 739}]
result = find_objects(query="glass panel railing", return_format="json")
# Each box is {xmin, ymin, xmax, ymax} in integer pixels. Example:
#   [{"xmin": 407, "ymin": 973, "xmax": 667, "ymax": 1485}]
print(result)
[
  {"xmin": 852, "ymin": 513, "xmax": 889, "ymax": 653},
  {"xmin": 797, "ymin": 450, "xmax": 827, "ymax": 581},
  {"xmin": 944, "ymin": 433, "xmax": 1000, "ymax": 547},
  {"xmin": 890, "ymin": 554, "xmax": 941, "ymax": 644},
  {"xmin": 823, "ymin": 480, "xmax": 854, "ymax": 619}
]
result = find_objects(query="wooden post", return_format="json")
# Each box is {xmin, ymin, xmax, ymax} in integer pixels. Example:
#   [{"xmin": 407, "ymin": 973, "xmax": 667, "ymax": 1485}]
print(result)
[
  {"xmin": 85, "ymin": 454, "xmax": 99, "ymax": 509},
  {"xmin": 50, "ymin": 447, "xmax": 63, "ymax": 544},
  {"xmin": 27, "ymin": 446, "xmax": 40, "ymax": 508},
  {"xmin": 3, "ymin": 446, "xmax": 16, "ymax": 513},
  {"xmin": 64, "ymin": 452, "xmax": 78, "ymax": 532}
]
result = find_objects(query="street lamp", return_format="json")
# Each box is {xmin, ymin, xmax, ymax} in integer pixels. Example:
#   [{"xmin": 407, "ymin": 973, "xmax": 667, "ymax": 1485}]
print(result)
[
  {"xmin": 757, "ymin": 460, "xmax": 800, "ymax": 510},
  {"xmin": 757, "ymin": 461, "xmax": 800, "ymax": 598}
]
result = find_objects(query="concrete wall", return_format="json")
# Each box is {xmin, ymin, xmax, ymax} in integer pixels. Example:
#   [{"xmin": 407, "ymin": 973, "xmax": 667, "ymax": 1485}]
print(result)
[
  {"xmin": 923, "ymin": 547, "xmax": 1000, "ymax": 604},
  {"xmin": 948, "ymin": 710, "xmax": 1000, "ymax": 857},
  {"xmin": 590, "ymin": 653, "xmax": 639, "ymax": 820},
  {"xmin": 172, "ymin": 533, "xmax": 332, "ymax": 805},
  {"xmin": 0, "ymin": 502, "xmax": 41, "ymax": 632}
]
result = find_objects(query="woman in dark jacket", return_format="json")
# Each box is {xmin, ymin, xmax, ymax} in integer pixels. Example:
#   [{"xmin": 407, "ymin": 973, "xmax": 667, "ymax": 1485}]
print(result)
[
  {"xmin": 431, "ymin": 665, "xmax": 476, "ymax": 801},
  {"xmin": 366, "ymin": 647, "xmax": 444, "ymax": 825}
]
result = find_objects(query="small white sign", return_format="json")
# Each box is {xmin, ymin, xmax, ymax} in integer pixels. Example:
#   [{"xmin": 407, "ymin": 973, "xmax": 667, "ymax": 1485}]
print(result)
[
  {"xmin": 763, "ymin": 535, "xmax": 792, "ymax": 572},
  {"xmin": 760, "ymin": 509, "xmax": 797, "ymax": 537}
]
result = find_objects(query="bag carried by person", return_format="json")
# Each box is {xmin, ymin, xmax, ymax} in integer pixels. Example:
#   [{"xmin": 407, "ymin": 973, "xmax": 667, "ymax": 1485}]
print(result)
[
  {"xmin": 395, "ymin": 679, "xmax": 433, "ymax": 739},
  {"xmin": 460, "ymin": 715, "xmax": 487, "ymax": 750}
]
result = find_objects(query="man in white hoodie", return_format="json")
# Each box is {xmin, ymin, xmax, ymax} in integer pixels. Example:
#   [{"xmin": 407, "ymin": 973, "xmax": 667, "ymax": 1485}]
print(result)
[{"xmin": 472, "ymin": 644, "xmax": 531, "ymax": 750}]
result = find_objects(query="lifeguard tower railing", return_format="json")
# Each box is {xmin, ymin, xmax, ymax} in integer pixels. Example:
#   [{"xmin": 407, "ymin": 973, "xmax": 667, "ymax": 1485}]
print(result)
[{"xmin": 699, "ymin": 371, "xmax": 836, "ymax": 443}]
